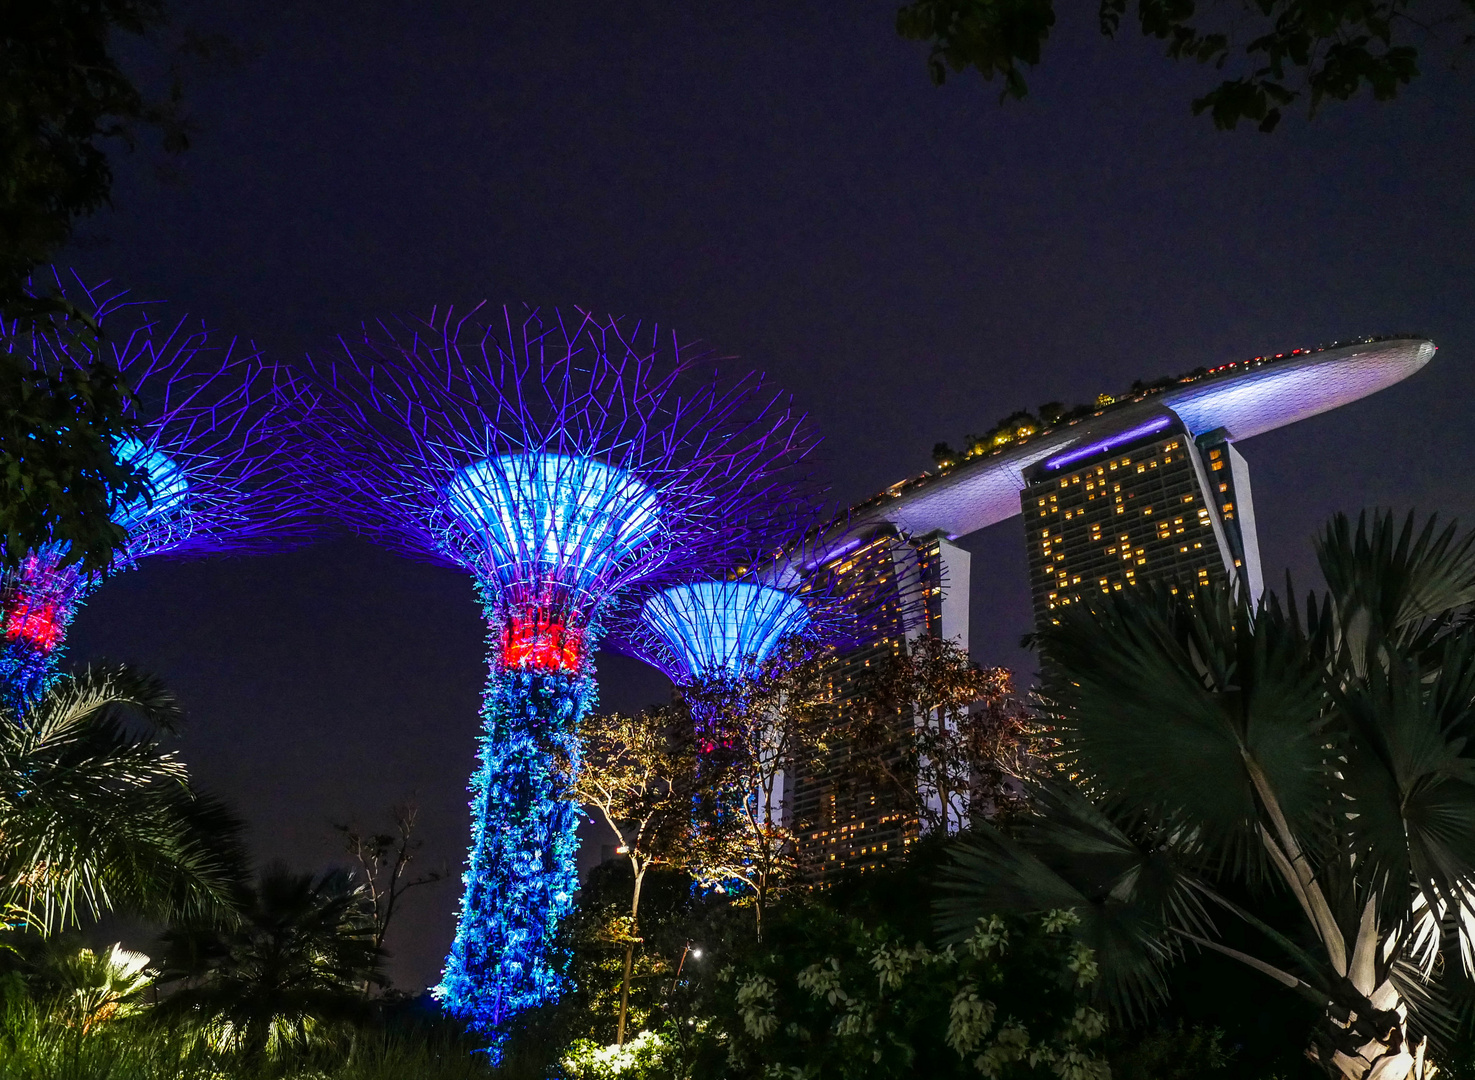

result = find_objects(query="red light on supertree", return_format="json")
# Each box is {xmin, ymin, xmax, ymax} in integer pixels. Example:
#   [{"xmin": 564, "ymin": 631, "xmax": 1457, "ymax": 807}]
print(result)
[
  {"xmin": 500, "ymin": 610, "xmax": 585, "ymax": 672},
  {"xmin": 4, "ymin": 598, "xmax": 63, "ymax": 652}
]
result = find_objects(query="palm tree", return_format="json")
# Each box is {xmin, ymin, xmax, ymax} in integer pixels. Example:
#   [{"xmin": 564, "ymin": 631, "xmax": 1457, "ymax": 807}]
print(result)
[
  {"xmin": 157, "ymin": 865, "xmax": 383, "ymax": 1058},
  {"xmin": 937, "ymin": 511, "xmax": 1475, "ymax": 1080},
  {"xmin": 0, "ymin": 663, "xmax": 245, "ymax": 932},
  {"xmin": 45, "ymin": 942, "xmax": 156, "ymax": 1033}
]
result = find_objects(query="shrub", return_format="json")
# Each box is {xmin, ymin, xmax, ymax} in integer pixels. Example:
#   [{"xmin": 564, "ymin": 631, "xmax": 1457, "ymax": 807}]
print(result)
[
  {"xmin": 562, "ymin": 1028, "xmax": 673, "ymax": 1080},
  {"xmin": 683, "ymin": 905, "xmax": 1108, "ymax": 1080}
]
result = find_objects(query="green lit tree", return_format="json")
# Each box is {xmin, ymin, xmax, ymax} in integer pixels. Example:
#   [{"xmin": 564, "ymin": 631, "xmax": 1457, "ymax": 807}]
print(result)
[
  {"xmin": 564, "ymin": 707, "xmax": 699, "ymax": 1045},
  {"xmin": 685, "ymin": 638, "xmax": 831, "ymax": 943},
  {"xmin": 844, "ymin": 635, "xmax": 1028, "ymax": 833}
]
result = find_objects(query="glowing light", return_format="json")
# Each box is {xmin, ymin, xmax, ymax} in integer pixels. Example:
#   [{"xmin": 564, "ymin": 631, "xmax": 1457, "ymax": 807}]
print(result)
[
  {"xmin": 445, "ymin": 454, "xmax": 662, "ymax": 580},
  {"xmin": 438, "ymin": 665, "xmax": 589, "ymax": 1045},
  {"xmin": 4, "ymin": 598, "xmax": 62, "ymax": 652},
  {"xmin": 0, "ymin": 552, "xmax": 87, "ymax": 712},
  {"xmin": 1043, "ymin": 416, "xmax": 1172, "ymax": 471},
  {"xmin": 111, "ymin": 438, "xmax": 190, "ymax": 528},
  {"xmin": 640, "ymin": 581, "xmax": 809, "ymax": 681},
  {"xmin": 500, "ymin": 610, "xmax": 585, "ymax": 671}
]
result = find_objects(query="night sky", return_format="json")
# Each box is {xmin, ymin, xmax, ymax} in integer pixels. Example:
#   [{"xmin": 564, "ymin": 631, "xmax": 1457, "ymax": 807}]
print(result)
[{"xmin": 60, "ymin": 1, "xmax": 1475, "ymax": 989}]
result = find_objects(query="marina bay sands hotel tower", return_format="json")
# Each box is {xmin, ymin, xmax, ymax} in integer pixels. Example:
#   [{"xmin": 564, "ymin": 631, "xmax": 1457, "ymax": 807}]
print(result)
[
  {"xmin": 845, "ymin": 335, "xmax": 1435, "ymax": 624},
  {"xmin": 795, "ymin": 335, "xmax": 1435, "ymax": 877}
]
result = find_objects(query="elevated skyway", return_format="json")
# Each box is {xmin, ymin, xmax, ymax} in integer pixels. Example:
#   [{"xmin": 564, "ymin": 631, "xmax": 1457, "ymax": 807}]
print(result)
[{"xmin": 846, "ymin": 335, "xmax": 1435, "ymax": 546}]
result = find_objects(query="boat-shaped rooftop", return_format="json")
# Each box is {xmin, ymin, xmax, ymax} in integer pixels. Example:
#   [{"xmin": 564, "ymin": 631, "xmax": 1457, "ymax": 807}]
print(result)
[{"xmin": 851, "ymin": 335, "xmax": 1435, "ymax": 543}]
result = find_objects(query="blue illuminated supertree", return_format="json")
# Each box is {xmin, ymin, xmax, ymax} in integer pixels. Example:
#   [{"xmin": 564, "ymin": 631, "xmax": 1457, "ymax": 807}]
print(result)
[
  {"xmin": 613, "ymin": 520, "xmax": 926, "ymax": 702},
  {"xmin": 0, "ymin": 272, "xmax": 310, "ymax": 710},
  {"xmin": 607, "ymin": 525, "xmax": 929, "ymax": 919},
  {"xmin": 299, "ymin": 304, "xmax": 815, "ymax": 1035}
]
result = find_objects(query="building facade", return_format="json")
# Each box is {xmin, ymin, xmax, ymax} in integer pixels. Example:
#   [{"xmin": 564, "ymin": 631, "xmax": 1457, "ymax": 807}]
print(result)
[
  {"xmin": 1022, "ymin": 414, "xmax": 1264, "ymax": 626},
  {"xmin": 789, "ymin": 529, "xmax": 971, "ymax": 882}
]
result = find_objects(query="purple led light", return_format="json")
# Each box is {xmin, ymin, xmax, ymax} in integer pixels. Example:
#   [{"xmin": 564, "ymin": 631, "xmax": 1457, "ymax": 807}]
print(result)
[
  {"xmin": 298, "ymin": 304, "xmax": 822, "ymax": 1039},
  {"xmin": 1042, "ymin": 415, "xmax": 1173, "ymax": 472}
]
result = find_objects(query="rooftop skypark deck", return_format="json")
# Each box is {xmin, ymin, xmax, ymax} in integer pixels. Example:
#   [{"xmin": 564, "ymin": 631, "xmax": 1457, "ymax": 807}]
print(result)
[{"xmin": 851, "ymin": 335, "xmax": 1435, "ymax": 544}]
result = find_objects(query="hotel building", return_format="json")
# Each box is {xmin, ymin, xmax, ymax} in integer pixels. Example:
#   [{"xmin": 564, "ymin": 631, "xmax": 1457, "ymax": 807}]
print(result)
[{"xmin": 785, "ymin": 336, "xmax": 1433, "ymax": 877}]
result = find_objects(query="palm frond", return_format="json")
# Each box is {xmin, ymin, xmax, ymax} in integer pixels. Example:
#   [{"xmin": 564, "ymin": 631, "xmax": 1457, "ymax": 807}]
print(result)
[
  {"xmin": 1317, "ymin": 511, "xmax": 1475, "ymax": 649},
  {"xmin": 1035, "ymin": 583, "xmax": 1332, "ymax": 879},
  {"xmin": 936, "ymin": 776, "xmax": 1207, "ymax": 1020},
  {"xmin": 0, "ymin": 665, "xmax": 244, "ymax": 933}
]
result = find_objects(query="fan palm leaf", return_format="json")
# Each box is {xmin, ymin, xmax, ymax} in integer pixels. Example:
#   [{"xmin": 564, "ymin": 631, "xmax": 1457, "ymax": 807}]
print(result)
[
  {"xmin": 937, "ymin": 777, "xmax": 1211, "ymax": 1019},
  {"xmin": 1317, "ymin": 512, "xmax": 1475, "ymax": 653},
  {"xmin": 1041, "ymin": 582, "xmax": 1332, "ymax": 882},
  {"xmin": 941, "ymin": 511, "xmax": 1475, "ymax": 1080}
]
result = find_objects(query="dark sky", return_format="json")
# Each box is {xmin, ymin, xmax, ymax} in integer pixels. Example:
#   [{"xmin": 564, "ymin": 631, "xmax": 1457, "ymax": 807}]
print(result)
[{"xmin": 61, "ymin": 1, "xmax": 1475, "ymax": 989}]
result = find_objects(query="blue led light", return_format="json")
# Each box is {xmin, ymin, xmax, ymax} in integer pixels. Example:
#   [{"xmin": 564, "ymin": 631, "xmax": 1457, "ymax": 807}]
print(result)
[
  {"xmin": 444, "ymin": 454, "xmax": 662, "ymax": 581},
  {"xmin": 642, "ymin": 581, "xmax": 809, "ymax": 681},
  {"xmin": 436, "ymin": 662, "xmax": 592, "ymax": 1050},
  {"xmin": 111, "ymin": 438, "xmax": 190, "ymax": 528},
  {"xmin": 1042, "ymin": 415, "xmax": 1172, "ymax": 471}
]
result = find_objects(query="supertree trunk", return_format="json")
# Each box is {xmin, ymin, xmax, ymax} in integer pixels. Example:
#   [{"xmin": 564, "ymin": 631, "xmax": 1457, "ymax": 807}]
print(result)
[
  {"xmin": 0, "ymin": 553, "xmax": 88, "ymax": 713},
  {"xmin": 439, "ymin": 653, "xmax": 595, "ymax": 1033}
]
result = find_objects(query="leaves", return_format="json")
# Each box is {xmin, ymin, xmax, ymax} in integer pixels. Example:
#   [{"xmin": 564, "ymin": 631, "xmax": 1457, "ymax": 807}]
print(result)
[
  {"xmin": 156, "ymin": 865, "xmax": 383, "ymax": 1057},
  {"xmin": 896, "ymin": 0, "xmax": 1057, "ymax": 99},
  {"xmin": 0, "ymin": 342, "xmax": 149, "ymax": 574},
  {"xmin": 0, "ymin": 0, "xmax": 193, "ymax": 314},
  {"xmin": 936, "ymin": 778, "xmax": 1203, "ymax": 1019},
  {"xmin": 895, "ymin": 0, "xmax": 1455, "ymax": 130},
  {"xmin": 945, "ymin": 510, "xmax": 1475, "ymax": 1068},
  {"xmin": 0, "ymin": 663, "xmax": 245, "ymax": 933},
  {"xmin": 699, "ymin": 903, "xmax": 1106, "ymax": 1079},
  {"xmin": 683, "ymin": 638, "xmax": 832, "ymax": 937},
  {"xmin": 840, "ymin": 635, "xmax": 1027, "ymax": 834},
  {"xmin": 1038, "ymin": 582, "xmax": 1331, "ymax": 878}
]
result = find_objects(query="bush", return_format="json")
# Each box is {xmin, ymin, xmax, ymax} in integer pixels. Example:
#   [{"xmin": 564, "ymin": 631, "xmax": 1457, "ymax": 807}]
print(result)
[
  {"xmin": 562, "ymin": 1028, "xmax": 674, "ymax": 1080},
  {"xmin": 682, "ymin": 904, "xmax": 1109, "ymax": 1080}
]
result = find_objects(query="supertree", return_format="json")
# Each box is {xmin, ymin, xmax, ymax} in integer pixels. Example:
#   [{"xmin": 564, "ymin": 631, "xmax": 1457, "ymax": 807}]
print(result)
[
  {"xmin": 607, "ymin": 523, "xmax": 928, "ymax": 825},
  {"xmin": 606, "ymin": 525, "xmax": 929, "ymax": 937},
  {"xmin": 299, "ymin": 304, "xmax": 815, "ymax": 1034},
  {"xmin": 0, "ymin": 273, "xmax": 310, "ymax": 710},
  {"xmin": 613, "ymin": 521, "xmax": 928, "ymax": 714}
]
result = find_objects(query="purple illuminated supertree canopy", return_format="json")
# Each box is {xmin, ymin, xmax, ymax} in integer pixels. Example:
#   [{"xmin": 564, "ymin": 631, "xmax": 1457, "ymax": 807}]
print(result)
[
  {"xmin": 0, "ymin": 272, "xmax": 312, "ymax": 709},
  {"xmin": 299, "ymin": 303, "xmax": 817, "ymax": 1036}
]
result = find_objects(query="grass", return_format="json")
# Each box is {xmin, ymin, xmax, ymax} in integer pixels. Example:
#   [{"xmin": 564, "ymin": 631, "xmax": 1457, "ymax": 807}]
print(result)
[{"xmin": 0, "ymin": 1000, "xmax": 497, "ymax": 1080}]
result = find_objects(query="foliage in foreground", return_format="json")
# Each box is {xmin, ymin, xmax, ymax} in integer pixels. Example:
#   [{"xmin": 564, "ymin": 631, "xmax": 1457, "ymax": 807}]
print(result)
[
  {"xmin": 940, "ymin": 511, "xmax": 1475, "ymax": 1080},
  {"xmin": 1, "ymin": 2, "xmax": 196, "ymax": 320},
  {"xmin": 0, "ymin": 664, "xmax": 244, "ymax": 934},
  {"xmin": 0, "ymin": 318, "xmax": 147, "ymax": 573},
  {"xmin": 894, "ymin": 0, "xmax": 1460, "ymax": 131},
  {"xmin": 0, "ymin": 997, "xmax": 493, "ymax": 1080},
  {"xmin": 542, "ymin": 887, "xmax": 1111, "ymax": 1080},
  {"xmin": 688, "ymin": 905, "xmax": 1108, "ymax": 1080},
  {"xmin": 157, "ymin": 864, "xmax": 385, "ymax": 1058}
]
